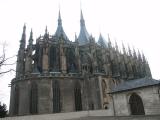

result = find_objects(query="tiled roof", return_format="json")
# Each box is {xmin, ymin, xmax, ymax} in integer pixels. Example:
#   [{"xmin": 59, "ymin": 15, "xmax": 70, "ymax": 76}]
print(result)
[{"xmin": 111, "ymin": 78, "xmax": 160, "ymax": 93}]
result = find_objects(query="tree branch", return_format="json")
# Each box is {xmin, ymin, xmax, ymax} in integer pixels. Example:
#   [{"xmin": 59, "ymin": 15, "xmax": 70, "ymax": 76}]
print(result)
[{"xmin": 0, "ymin": 69, "xmax": 15, "ymax": 75}]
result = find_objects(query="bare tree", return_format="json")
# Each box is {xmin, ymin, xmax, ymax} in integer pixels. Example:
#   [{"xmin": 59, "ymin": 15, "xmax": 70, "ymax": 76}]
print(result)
[{"xmin": 0, "ymin": 43, "xmax": 16, "ymax": 75}]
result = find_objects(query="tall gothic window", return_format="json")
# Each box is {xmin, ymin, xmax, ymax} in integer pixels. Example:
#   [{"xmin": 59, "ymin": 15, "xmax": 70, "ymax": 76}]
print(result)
[
  {"xmin": 67, "ymin": 48, "xmax": 76, "ymax": 73},
  {"xmin": 30, "ymin": 82, "xmax": 38, "ymax": 114},
  {"xmin": 53, "ymin": 80, "xmax": 61, "ymax": 113},
  {"xmin": 49, "ymin": 46, "xmax": 58, "ymax": 71},
  {"xmin": 74, "ymin": 82, "xmax": 82, "ymax": 111},
  {"xmin": 14, "ymin": 85, "xmax": 19, "ymax": 115},
  {"xmin": 36, "ymin": 45, "xmax": 43, "ymax": 73},
  {"xmin": 129, "ymin": 93, "xmax": 145, "ymax": 115}
]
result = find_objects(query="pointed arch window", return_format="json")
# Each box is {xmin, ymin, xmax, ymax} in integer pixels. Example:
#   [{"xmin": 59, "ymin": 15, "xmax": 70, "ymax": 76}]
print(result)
[
  {"xmin": 74, "ymin": 82, "xmax": 82, "ymax": 111},
  {"xmin": 129, "ymin": 93, "xmax": 145, "ymax": 115},
  {"xmin": 14, "ymin": 85, "xmax": 19, "ymax": 115},
  {"xmin": 67, "ymin": 48, "xmax": 77, "ymax": 73},
  {"xmin": 36, "ymin": 45, "xmax": 43, "ymax": 73},
  {"xmin": 30, "ymin": 82, "xmax": 38, "ymax": 114},
  {"xmin": 53, "ymin": 80, "xmax": 61, "ymax": 113},
  {"xmin": 49, "ymin": 46, "xmax": 58, "ymax": 71}
]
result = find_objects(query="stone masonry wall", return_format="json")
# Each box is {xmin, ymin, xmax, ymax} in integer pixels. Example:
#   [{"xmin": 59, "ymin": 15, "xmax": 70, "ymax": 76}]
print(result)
[{"xmin": 112, "ymin": 86, "xmax": 160, "ymax": 116}]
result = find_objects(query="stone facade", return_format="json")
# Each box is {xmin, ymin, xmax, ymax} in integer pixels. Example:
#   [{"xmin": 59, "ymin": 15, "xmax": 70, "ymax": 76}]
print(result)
[
  {"xmin": 112, "ymin": 85, "xmax": 160, "ymax": 116},
  {"xmin": 9, "ymin": 10, "xmax": 152, "ymax": 116}
]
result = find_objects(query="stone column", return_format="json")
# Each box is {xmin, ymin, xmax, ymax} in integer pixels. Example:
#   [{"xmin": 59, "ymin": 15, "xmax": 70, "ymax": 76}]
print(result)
[
  {"xmin": 75, "ymin": 46, "xmax": 81, "ymax": 72},
  {"xmin": 42, "ymin": 46, "xmax": 49, "ymax": 73},
  {"xmin": 25, "ymin": 49, "xmax": 32, "ymax": 75},
  {"xmin": 60, "ymin": 43, "xmax": 67, "ymax": 73}
]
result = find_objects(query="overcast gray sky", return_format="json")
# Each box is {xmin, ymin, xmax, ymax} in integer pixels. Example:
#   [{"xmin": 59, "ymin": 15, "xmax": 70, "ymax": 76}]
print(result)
[{"xmin": 0, "ymin": 0, "xmax": 160, "ymax": 109}]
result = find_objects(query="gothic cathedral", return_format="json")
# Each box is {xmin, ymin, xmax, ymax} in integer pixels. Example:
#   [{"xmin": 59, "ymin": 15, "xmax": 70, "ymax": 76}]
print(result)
[{"xmin": 9, "ymin": 11, "xmax": 151, "ymax": 116}]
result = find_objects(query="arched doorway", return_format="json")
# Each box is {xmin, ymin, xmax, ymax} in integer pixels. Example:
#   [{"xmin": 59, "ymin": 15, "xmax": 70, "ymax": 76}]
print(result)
[
  {"xmin": 129, "ymin": 93, "xmax": 145, "ymax": 115},
  {"xmin": 14, "ymin": 85, "xmax": 19, "ymax": 115},
  {"xmin": 52, "ymin": 80, "xmax": 61, "ymax": 113},
  {"xmin": 74, "ymin": 82, "xmax": 82, "ymax": 111},
  {"xmin": 30, "ymin": 82, "xmax": 38, "ymax": 114}
]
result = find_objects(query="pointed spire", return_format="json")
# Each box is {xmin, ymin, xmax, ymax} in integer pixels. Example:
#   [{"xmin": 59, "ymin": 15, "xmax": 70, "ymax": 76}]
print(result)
[
  {"xmin": 138, "ymin": 49, "xmax": 142, "ymax": 61},
  {"xmin": 115, "ymin": 40, "xmax": 119, "ymax": 51},
  {"xmin": 142, "ymin": 52, "xmax": 146, "ymax": 63},
  {"xmin": 133, "ymin": 46, "xmax": 137, "ymax": 59},
  {"xmin": 23, "ymin": 24, "xmax": 26, "ymax": 33},
  {"xmin": 75, "ymin": 33, "xmax": 78, "ymax": 40},
  {"xmin": 58, "ymin": 10, "xmax": 62, "ymax": 26},
  {"xmin": 21, "ymin": 24, "xmax": 26, "ymax": 40},
  {"xmin": 78, "ymin": 10, "xmax": 89, "ymax": 45},
  {"xmin": 45, "ymin": 26, "xmax": 48, "ymax": 34},
  {"xmin": 75, "ymin": 33, "xmax": 78, "ymax": 43},
  {"xmin": 17, "ymin": 24, "xmax": 26, "ymax": 77},
  {"xmin": 44, "ymin": 26, "xmax": 49, "ymax": 39},
  {"xmin": 29, "ymin": 29, "xmax": 33, "ymax": 45},
  {"xmin": 54, "ymin": 10, "xmax": 68, "ymax": 40},
  {"xmin": 98, "ymin": 33, "xmax": 107, "ymax": 48},
  {"xmin": 108, "ymin": 34, "xmax": 112, "ymax": 48},
  {"xmin": 122, "ymin": 42, "xmax": 126, "ymax": 54},
  {"xmin": 20, "ymin": 24, "xmax": 26, "ymax": 49},
  {"xmin": 128, "ymin": 44, "xmax": 132, "ymax": 56},
  {"xmin": 80, "ymin": 10, "xmax": 85, "ymax": 26}
]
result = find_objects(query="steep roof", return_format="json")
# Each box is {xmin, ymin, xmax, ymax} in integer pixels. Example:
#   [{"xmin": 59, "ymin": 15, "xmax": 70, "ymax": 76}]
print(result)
[
  {"xmin": 97, "ymin": 33, "xmax": 107, "ymax": 48},
  {"xmin": 54, "ymin": 10, "xmax": 69, "ymax": 40},
  {"xmin": 78, "ymin": 10, "xmax": 89, "ymax": 45},
  {"xmin": 110, "ymin": 78, "xmax": 160, "ymax": 93}
]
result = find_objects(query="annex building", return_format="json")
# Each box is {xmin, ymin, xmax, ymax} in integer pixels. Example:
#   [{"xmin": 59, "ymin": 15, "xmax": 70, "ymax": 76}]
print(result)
[{"xmin": 9, "ymin": 10, "xmax": 160, "ymax": 118}]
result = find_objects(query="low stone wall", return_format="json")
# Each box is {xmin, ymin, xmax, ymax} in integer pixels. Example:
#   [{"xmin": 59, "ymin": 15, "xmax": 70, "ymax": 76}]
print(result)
[
  {"xmin": 0, "ymin": 110, "xmax": 160, "ymax": 120},
  {"xmin": 0, "ymin": 110, "xmax": 110, "ymax": 120}
]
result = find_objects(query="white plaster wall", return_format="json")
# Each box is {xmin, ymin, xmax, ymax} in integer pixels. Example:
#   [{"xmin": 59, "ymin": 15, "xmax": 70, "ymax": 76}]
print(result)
[
  {"xmin": 113, "ymin": 93, "xmax": 129, "ymax": 116},
  {"xmin": 113, "ymin": 86, "xmax": 160, "ymax": 116},
  {"xmin": 134, "ymin": 86, "xmax": 160, "ymax": 115}
]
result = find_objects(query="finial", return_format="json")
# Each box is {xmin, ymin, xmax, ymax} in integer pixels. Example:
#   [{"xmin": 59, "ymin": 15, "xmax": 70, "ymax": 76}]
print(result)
[
  {"xmin": 75, "ymin": 33, "xmax": 77, "ymax": 40},
  {"xmin": 80, "ymin": 10, "xmax": 85, "ymax": 27},
  {"xmin": 108, "ymin": 34, "xmax": 111, "ymax": 42},
  {"xmin": 75, "ymin": 33, "xmax": 78, "ymax": 43},
  {"xmin": 108, "ymin": 34, "xmax": 112, "ymax": 48},
  {"xmin": 45, "ymin": 26, "xmax": 48, "ymax": 34},
  {"xmin": 115, "ymin": 39, "xmax": 119, "ymax": 51},
  {"xmin": 122, "ymin": 41, "xmax": 126, "ymax": 54},
  {"xmin": 22, "ymin": 23, "xmax": 26, "ymax": 34},
  {"xmin": 142, "ymin": 51, "xmax": 146, "ymax": 63},
  {"xmin": 58, "ymin": 10, "xmax": 62, "ymax": 26},
  {"xmin": 80, "ymin": 10, "xmax": 84, "ymax": 20},
  {"xmin": 128, "ymin": 44, "xmax": 132, "ymax": 56},
  {"xmin": 29, "ymin": 29, "xmax": 33, "ymax": 39},
  {"xmin": 137, "ymin": 49, "xmax": 142, "ymax": 60},
  {"xmin": 132, "ymin": 46, "xmax": 137, "ymax": 59},
  {"xmin": 80, "ymin": 0, "xmax": 83, "ymax": 20},
  {"xmin": 21, "ymin": 23, "xmax": 26, "ymax": 41},
  {"xmin": 58, "ymin": 10, "xmax": 61, "ymax": 20},
  {"xmin": 29, "ymin": 29, "xmax": 33, "ymax": 45}
]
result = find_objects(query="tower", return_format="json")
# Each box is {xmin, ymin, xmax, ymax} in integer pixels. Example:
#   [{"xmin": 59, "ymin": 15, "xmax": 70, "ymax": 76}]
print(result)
[{"xmin": 16, "ymin": 24, "xmax": 26, "ymax": 78}]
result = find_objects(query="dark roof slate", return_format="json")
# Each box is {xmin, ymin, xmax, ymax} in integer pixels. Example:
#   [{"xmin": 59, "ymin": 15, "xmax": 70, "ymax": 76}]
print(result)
[{"xmin": 111, "ymin": 78, "xmax": 160, "ymax": 93}]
